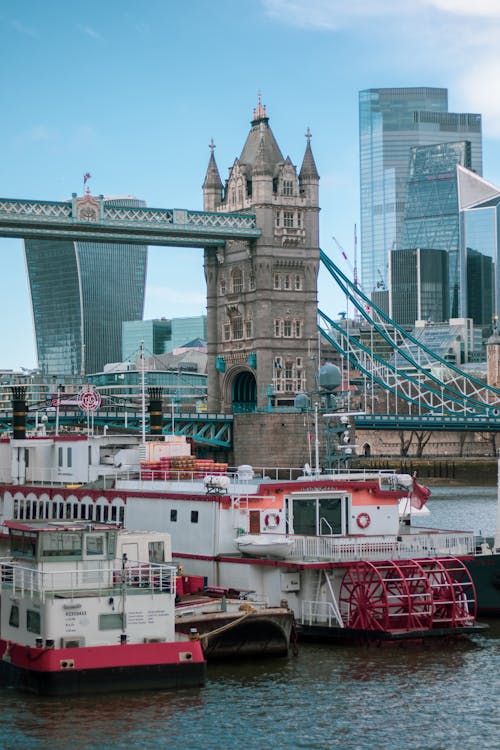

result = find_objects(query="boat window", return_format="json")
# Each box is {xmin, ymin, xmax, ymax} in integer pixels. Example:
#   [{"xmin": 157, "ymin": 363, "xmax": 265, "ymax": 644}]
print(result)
[
  {"xmin": 9, "ymin": 604, "xmax": 19, "ymax": 628},
  {"xmin": 170, "ymin": 509, "xmax": 178, "ymax": 522},
  {"xmin": 99, "ymin": 613, "xmax": 126, "ymax": 630},
  {"xmin": 40, "ymin": 531, "xmax": 82, "ymax": 558},
  {"xmin": 67, "ymin": 447, "xmax": 72, "ymax": 468},
  {"xmin": 291, "ymin": 495, "xmax": 345, "ymax": 536},
  {"xmin": 292, "ymin": 499, "xmax": 316, "ymax": 535},
  {"xmin": 106, "ymin": 531, "xmax": 117, "ymax": 558},
  {"xmin": 26, "ymin": 609, "xmax": 41, "ymax": 634},
  {"xmin": 190, "ymin": 510, "xmax": 199, "ymax": 524},
  {"xmin": 10, "ymin": 529, "xmax": 37, "ymax": 558},
  {"xmin": 318, "ymin": 496, "xmax": 343, "ymax": 535},
  {"xmin": 58, "ymin": 447, "xmax": 63, "ymax": 468},
  {"xmin": 148, "ymin": 541, "xmax": 165, "ymax": 563},
  {"xmin": 85, "ymin": 534, "xmax": 105, "ymax": 556}
]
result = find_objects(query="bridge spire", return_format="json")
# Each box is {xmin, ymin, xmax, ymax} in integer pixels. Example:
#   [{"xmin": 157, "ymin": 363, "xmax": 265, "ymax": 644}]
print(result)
[{"xmin": 202, "ymin": 137, "xmax": 223, "ymax": 211}]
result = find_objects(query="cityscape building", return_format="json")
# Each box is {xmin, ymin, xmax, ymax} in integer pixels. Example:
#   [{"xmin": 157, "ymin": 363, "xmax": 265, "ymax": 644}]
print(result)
[
  {"xmin": 458, "ymin": 165, "xmax": 500, "ymax": 332},
  {"xmin": 390, "ymin": 247, "xmax": 449, "ymax": 327},
  {"xmin": 359, "ymin": 87, "xmax": 482, "ymax": 306},
  {"xmin": 395, "ymin": 140, "xmax": 471, "ymax": 321},
  {"xmin": 122, "ymin": 316, "xmax": 207, "ymax": 362},
  {"xmin": 122, "ymin": 318, "xmax": 172, "ymax": 361},
  {"xmin": 25, "ymin": 196, "xmax": 147, "ymax": 377}
]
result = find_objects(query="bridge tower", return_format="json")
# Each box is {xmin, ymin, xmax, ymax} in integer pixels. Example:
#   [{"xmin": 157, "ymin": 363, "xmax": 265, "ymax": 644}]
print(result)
[{"xmin": 203, "ymin": 99, "xmax": 320, "ymax": 413}]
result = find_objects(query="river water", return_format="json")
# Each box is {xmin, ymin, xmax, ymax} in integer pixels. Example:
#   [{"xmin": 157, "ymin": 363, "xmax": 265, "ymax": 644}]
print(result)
[{"xmin": 1, "ymin": 486, "xmax": 499, "ymax": 750}]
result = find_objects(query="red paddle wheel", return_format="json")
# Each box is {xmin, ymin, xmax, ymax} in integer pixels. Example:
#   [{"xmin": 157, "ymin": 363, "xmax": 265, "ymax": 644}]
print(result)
[{"xmin": 339, "ymin": 557, "xmax": 476, "ymax": 634}]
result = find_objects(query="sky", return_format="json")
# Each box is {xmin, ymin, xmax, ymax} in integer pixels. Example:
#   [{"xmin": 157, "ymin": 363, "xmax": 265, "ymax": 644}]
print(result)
[{"xmin": 2, "ymin": 0, "xmax": 500, "ymax": 370}]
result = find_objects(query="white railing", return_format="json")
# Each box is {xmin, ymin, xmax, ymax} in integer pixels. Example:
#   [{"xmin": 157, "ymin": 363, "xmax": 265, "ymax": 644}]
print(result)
[
  {"xmin": 286, "ymin": 530, "xmax": 474, "ymax": 563},
  {"xmin": 301, "ymin": 600, "xmax": 343, "ymax": 628},
  {"xmin": 0, "ymin": 560, "xmax": 176, "ymax": 602}
]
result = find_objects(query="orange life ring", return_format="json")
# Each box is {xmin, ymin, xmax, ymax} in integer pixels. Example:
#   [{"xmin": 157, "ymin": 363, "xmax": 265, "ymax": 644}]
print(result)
[
  {"xmin": 356, "ymin": 512, "xmax": 371, "ymax": 529},
  {"xmin": 265, "ymin": 512, "xmax": 280, "ymax": 528}
]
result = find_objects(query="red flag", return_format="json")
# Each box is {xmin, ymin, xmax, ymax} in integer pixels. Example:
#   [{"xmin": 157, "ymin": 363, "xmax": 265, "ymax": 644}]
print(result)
[{"xmin": 410, "ymin": 477, "xmax": 431, "ymax": 510}]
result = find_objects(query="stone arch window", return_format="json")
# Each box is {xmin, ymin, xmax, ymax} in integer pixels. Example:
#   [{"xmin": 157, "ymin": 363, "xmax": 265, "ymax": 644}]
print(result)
[
  {"xmin": 282, "ymin": 179, "xmax": 294, "ymax": 196},
  {"xmin": 231, "ymin": 268, "xmax": 243, "ymax": 294},
  {"xmin": 232, "ymin": 315, "xmax": 243, "ymax": 340},
  {"xmin": 220, "ymin": 277, "xmax": 226, "ymax": 295}
]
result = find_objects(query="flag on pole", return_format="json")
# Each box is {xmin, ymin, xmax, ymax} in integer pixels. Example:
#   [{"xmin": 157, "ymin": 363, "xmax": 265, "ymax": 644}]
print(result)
[
  {"xmin": 83, "ymin": 172, "xmax": 91, "ymax": 184},
  {"xmin": 410, "ymin": 475, "xmax": 431, "ymax": 510}
]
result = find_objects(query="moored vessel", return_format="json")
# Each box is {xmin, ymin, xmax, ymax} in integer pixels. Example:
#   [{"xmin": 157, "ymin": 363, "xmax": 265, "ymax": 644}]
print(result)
[
  {"xmin": 0, "ymin": 433, "xmax": 488, "ymax": 641},
  {"xmin": 0, "ymin": 520, "xmax": 206, "ymax": 695}
]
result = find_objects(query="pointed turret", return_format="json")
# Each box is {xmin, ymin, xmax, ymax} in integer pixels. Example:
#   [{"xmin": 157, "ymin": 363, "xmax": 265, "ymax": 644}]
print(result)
[
  {"xmin": 203, "ymin": 138, "xmax": 223, "ymax": 211},
  {"xmin": 299, "ymin": 127, "xmax": 319, "ymax": 204}
]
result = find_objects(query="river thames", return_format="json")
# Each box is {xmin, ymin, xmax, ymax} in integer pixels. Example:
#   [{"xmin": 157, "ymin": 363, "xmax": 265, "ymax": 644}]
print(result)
[{"xmin": 1, "ymin": 485, "xmax": 499, "ymax": 750}]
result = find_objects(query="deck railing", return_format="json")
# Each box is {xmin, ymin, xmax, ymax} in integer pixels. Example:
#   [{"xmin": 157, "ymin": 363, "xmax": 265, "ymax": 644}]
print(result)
[
  {"xmin": 286, "ymin": 529, "xmax": 474, "ymax": 563},
  {"xmin": 0, "ymin": 560, "xmax": 176, "ymax": 601}
]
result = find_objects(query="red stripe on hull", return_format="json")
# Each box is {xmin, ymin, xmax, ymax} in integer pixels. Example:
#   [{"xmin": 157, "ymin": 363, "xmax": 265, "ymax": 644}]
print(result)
[{"xmin": 0, "ymin": 638, "xmax": 205, "ymax": 672}]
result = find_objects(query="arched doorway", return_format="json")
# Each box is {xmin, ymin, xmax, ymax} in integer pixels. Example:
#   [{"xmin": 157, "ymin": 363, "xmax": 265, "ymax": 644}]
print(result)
[
  {"xmin": 363, "ymin": 443, "xmax": 371, "ymax": 457},
  {"xmin": 232, "ymin": 371, "xmax": 257, "ymax": 413}
]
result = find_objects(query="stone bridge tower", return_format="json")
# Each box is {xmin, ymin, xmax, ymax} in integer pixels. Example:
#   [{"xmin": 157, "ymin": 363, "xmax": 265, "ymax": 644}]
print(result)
[{"xmin": 203, "ymin": 98, "xmax": 320, "ymax": 413}]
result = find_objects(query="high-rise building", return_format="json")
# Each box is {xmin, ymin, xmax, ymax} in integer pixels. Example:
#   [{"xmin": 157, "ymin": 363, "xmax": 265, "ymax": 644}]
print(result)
[
  {"xmin": 400, "ymin": 141, "xmax": 471, "ymax": 319},
  {"xmin": 390, "ymin": 247, "xmax": 449, "ymax": 327},
  {"xmin": 122, "ymin": 318, "xmax": 172, "ymax": 362},
  {"xmin": 25, "ymin": 196, "xmax": 147, "ymax": 376},
  {"xmin": 121, "ymin": 315, "xmax": 207, "ymax": 361},
  {"xmin": 458, "ymin": 165, "xmax": 500, "ymax": 330},
  {"xmin": 359, "ymin": 87, "xmax": 482, "ymax": 303}
]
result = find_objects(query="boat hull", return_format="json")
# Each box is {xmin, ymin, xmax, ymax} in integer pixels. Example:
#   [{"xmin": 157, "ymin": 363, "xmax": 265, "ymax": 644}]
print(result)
[
  {"xmin": 465, "ymin": 552, "xmax": 500, "ymax": 616},
  {"xmin": 0, "ymin": 639, "xmax": 206, "ymax": 696}
]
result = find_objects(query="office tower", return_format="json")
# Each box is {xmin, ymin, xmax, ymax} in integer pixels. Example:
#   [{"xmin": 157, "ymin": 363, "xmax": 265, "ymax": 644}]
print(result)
[
  {"xmin": 359, "ymin": 87, "xmax": 482, "ymax": 304},
  {"xmin": 122, "ymin": 319, "xmax": 172, "ymax": 361},
  {"xmin": 400, "ymin": 141, "xmax": 471, "ymax": 319},
  {"xmin": 458, "ymin": 165, "xmax": 500, "ymax": 329},
  {"xmin": 390, "ymin": 247, "xmax": 449, "ymax": 327},
  {"xmin": 25, "ymin": 196, "xmax": 147, "ymax": 376},
  {"xmin": 122, "ymin": 316, "xmax": 207, "ymax": 361}
]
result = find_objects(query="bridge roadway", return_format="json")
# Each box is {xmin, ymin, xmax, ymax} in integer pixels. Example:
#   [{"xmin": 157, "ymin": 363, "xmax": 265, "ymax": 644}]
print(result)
[
  {"xmin": 0, "ymin": 410, "xmax": 234, "ymax": 448},
  {"xmin": 353, "ymin": 413, "xmax": 500, "ymax": 432},
  {"xmin": 0, "ymin": 196, "xmax": 261, "ymax": 246},
  {"xmin": 2, "ymin": 409, "xmax": 500, "ymax": 450}
]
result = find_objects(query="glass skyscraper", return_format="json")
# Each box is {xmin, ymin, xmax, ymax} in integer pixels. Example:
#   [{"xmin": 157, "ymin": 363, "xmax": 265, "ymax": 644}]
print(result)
[
  {"xmin": 359, "ymin": 87, "xmax": 482, "ymax": 301},
  {"xmin": 458, "ymin": 166, "xmax": 500, "ymax": 330},
  {"xmin": 25, "ymin": 196, "xmax": 147, "ymax": 376},
  {"xmin": 401, "ymin": 141, "xmax": 471, "ymax": 318}
]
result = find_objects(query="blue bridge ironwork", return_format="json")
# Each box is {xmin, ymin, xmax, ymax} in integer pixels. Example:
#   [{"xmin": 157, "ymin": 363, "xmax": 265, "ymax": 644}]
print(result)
[{"xmin": 0, "ymin": 195, "xmax": 260, "ymax": 247}]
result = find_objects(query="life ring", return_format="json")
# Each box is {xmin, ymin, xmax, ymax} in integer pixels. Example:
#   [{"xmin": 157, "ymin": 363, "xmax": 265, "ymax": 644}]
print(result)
[
  {"xmin": 356, "ymin": 512, "xmax": 371, "ymax": 529},
  {"xmin": 264, "ymin": 512, "xmax": 280, "ymax": 528}
]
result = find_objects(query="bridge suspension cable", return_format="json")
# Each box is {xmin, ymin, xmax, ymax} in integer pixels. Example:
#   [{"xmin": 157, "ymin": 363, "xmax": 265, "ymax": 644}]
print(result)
[{"xmin": 319, "ymin": 249, "xmax": 500, "ymax": 417}]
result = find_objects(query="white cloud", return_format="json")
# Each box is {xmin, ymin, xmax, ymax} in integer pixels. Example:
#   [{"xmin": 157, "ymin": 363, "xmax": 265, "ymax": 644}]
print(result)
[
  {"xmin": 262, "ymin": 0, "xmax": 500, "ymax": 27},
  {"xmin": 29, "ymin": 125, "xmax": 52, "ymax": 142},
  {"xmin": 78, "ymin": 24, "xmax": 104, "ymax": 42},
  {"xmin": 261, "ymin": 0, "xmax": 500, "ymax": 139},
  {"xmin": 11, "ymin": 19, "xmax": 38, "ymax": 37}
]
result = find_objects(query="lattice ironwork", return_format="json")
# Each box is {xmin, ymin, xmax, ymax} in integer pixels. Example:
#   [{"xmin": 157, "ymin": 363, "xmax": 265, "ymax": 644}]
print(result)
[{"xmin": 0, "ymin": 199, "xmax": 72, "ymax": 219}]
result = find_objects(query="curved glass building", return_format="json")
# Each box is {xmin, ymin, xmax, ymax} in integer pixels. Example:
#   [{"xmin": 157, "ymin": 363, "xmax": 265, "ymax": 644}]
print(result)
[{"xmin": 25, "ymin": 196, "xmax": 147, "ymax": 376}]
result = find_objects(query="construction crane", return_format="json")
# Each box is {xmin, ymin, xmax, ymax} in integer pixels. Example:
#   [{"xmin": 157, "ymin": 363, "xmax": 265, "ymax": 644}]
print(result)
[{"xmin": 332, "ymin": 230, "xmax": 359, "ymax": 289}]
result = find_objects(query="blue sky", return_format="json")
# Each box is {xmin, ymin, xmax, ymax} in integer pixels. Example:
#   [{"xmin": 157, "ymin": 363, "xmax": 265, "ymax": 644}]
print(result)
[{"xmin": 2, "ymin": 0, "xmax": 500, "ymax": 370}]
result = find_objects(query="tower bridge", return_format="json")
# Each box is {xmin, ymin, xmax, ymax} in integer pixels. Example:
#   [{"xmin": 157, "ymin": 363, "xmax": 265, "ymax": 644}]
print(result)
[{"xmin": 1, "ymin": 99, "xmax": 500, "ymax": 456}]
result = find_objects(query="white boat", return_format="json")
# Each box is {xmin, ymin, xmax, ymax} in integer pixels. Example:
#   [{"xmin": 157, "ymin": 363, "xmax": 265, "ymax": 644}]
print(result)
[
  {"xmin": 0, "ymin": 521, "xmax": 206, "ymax": 695},
  {"xmin": 0, "ymin": 433, "xmax": 485, "ymax": 642},
  {"xmin": 234, "ymin": 533, "xmax": 295, "ymax": 558}
]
